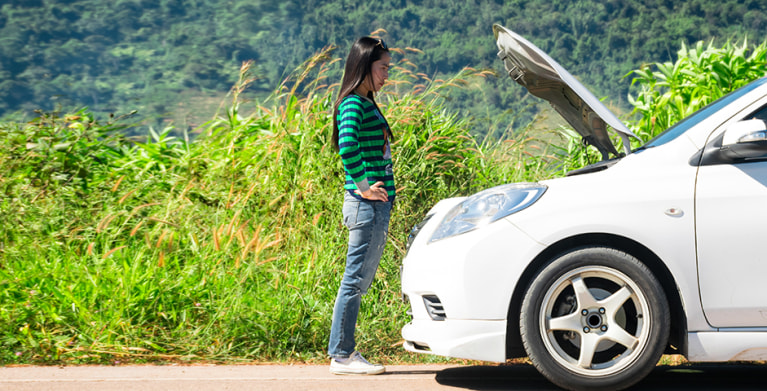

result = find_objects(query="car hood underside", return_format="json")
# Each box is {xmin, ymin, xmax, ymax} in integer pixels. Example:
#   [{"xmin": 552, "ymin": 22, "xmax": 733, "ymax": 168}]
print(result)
[{"xmin": 493, "ymin": 24, "xmax": 636, "ymax": 160}]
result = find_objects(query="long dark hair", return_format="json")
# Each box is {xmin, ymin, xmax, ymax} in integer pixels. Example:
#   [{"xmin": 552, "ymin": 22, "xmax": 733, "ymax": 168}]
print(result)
[{"xmin": 331, "ymin": 36, "xmax": 391, "ymax": 151}]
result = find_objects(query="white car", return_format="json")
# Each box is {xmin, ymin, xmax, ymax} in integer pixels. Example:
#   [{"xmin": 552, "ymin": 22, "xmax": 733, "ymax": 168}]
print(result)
[{"xmin": 400, "ymin": 24, "xmax": 767, "ymax": 391}]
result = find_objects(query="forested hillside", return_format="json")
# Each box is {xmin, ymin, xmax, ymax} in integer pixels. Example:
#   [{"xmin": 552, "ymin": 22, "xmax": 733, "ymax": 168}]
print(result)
[{"xmin": 1, "ymin": 0, "xmax": 766, "ymax": 136}]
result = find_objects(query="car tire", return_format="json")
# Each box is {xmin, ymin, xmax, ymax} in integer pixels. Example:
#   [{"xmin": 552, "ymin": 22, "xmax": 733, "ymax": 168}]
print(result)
[{"xmin": 520, "ymin": 246, "xmax": 670, "ymax": 391}]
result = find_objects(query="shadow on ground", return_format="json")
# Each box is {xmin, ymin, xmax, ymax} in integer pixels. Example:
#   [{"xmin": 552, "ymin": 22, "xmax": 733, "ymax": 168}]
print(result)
[{"xmin": 435, "ymin": 362, "xmax": 767, "ymax": 390}]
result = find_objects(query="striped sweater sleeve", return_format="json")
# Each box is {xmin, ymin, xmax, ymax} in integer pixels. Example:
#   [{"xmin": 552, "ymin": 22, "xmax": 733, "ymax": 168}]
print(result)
[{"xmin": 337, "ymin": 97, "xmax": 370, "ymax": 192}]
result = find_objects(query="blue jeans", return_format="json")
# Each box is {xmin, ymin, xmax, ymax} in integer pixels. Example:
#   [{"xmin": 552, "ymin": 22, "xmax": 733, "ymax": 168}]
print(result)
[{"xmin": 328, "ymin": 193, "xmax": 392, "ymax": 358}]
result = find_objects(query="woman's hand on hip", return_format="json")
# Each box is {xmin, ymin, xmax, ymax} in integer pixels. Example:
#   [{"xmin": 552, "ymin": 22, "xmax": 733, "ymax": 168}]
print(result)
[{"xmin": 355, "ymin": 181, "xmax": 389, "ymax": 202}]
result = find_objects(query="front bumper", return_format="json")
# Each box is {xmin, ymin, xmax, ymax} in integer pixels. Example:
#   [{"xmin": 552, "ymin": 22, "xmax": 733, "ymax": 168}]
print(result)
[
  {"xmin": 402, "ymin": 319, "xmax": 507, "ymax": 362},
  {"xmin": 400, "ymin": 201, "xmax": 545, "ymax": 362}
]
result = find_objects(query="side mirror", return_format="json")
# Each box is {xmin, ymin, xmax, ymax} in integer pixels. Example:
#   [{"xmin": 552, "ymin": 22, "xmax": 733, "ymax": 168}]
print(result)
[{"xmin": 720, "ymin": 119, "xmax": 767, "ymax": 160}]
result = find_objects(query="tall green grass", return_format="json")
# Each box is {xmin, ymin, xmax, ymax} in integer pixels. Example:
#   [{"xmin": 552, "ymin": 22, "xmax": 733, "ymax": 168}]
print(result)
[
  {"xmin": 0, "ymin": 46, "xmax": 552, "ymax": 365},
  {"xmin": 1, "ymin": 39, "xmax": 765, "ymax": 365}
]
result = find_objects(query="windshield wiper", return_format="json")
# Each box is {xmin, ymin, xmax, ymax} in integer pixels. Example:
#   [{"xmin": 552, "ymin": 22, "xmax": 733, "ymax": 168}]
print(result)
[{"xmin": 632, "ymin": 145, "xmax": 654, "ymax": 153}]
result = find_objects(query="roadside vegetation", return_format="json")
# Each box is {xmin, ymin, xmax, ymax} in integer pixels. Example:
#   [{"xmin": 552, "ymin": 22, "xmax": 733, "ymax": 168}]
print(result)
[{"xmin": 1, "ymin": 39, "xmax": 765, "ymax": 365}]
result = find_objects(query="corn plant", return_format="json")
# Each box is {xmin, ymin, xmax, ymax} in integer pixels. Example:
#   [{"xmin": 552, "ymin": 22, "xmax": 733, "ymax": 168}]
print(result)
[{"xmin": 628, "ymin": 39, "xmax": 767, "ymax": 141}]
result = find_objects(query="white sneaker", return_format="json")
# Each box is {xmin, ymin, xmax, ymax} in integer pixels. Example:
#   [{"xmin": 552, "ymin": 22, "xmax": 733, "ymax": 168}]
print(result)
[{"xmin": 329, "ymin": 351, "xmax": 385, "ymax": 375}]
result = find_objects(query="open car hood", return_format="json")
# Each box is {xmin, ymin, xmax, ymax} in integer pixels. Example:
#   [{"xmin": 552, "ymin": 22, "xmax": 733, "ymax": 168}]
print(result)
[{"xmin": 493, "ymin": 24, "xmax": 635, "ymax": 159}]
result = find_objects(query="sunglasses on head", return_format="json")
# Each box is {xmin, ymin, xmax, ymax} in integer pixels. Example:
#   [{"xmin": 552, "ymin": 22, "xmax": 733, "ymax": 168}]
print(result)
[{"xmin": 376, "ymin": 38, "xmax": 388, "ymax": 50}]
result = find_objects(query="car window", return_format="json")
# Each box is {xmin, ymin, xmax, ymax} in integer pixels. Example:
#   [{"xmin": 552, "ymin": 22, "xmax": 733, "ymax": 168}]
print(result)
[
  {"xmin": 745, "ymin": 103, "xmax": 767, "ymax": 122},
  {"xmin": 639, "ymin": 77, "xmax": 767, "ymax": 150}
]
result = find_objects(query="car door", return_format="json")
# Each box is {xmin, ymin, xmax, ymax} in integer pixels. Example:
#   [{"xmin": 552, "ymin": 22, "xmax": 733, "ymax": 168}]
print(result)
[{"xmin": 696, "ymin": 98, "xmax": 767, "ymax": 328}]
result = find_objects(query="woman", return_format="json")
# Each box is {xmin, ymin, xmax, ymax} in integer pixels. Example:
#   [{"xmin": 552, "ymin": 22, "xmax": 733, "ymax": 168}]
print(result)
[{"xmin": 328, "ymin": 36, "xmax": 394, "ymax": 375}]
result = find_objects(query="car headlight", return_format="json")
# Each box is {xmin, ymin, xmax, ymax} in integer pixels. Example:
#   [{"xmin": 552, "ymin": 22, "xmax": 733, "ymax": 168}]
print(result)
[{"xmin": 429, "ymin": 182, "xmax": 547, "ymax": 243}]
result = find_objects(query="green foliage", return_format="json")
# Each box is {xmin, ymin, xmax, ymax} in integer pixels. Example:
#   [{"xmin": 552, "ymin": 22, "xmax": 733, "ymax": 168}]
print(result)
[
  {"xmin": 0, "ymin": 47, "xmax": 564, "ymax": 364},
  {"xmin": 2, "ymin": 34, "xmax": 766, "ymax": 365},
  {"xmin": 2, "ymin": 0, "xmax": 766, "ymax": 138},
  {"xmin": 1, "ymin": 110, "xmax": 131, "ymax": 194},
  {"xmin": 628, "ymin": 39, "xmax": 767, "ymax": 141}
]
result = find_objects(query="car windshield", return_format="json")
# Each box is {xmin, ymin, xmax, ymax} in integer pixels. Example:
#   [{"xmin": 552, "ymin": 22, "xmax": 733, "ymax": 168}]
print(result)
[{"xmin": 638, "ymin": 77, "xmax": 767, "ymax": 151}]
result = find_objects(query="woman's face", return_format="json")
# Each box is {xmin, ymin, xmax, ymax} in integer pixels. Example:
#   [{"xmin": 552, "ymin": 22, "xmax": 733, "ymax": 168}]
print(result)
[{"xmin": 365, "ymin": 52, "xmax": 391, "ymax": 93}]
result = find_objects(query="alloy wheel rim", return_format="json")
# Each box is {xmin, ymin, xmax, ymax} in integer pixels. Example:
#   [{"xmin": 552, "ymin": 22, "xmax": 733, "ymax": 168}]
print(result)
[{"xmin": 538, "ymin": 265, "xmax": 652, "ymax": 376}]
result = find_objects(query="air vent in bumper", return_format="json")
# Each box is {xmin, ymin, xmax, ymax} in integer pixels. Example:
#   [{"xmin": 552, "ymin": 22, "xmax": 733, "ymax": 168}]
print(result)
[{"xmin": 422, "ymin": 295, "xmax": 446, "ymax": 321}]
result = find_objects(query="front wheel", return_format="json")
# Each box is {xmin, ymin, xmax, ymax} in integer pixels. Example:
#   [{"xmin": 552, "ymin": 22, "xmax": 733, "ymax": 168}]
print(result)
[{"xmin": 520, "ymin": 247, "xmax": 670, "ymax": 391}]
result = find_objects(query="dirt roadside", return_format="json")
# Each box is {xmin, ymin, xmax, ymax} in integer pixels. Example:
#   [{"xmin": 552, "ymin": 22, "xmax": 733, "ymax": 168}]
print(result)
[
  {"xmin": 2, "ymin": 361, "xmax": 767, "ymax": 391},
  {"xmin": 0, "ymin": 363, "xmax": 467, "ymax": 391}
]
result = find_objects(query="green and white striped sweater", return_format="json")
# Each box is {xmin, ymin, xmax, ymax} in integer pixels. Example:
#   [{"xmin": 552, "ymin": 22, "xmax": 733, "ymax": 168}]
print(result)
[{"xmin": 337, "ymin": 94, "xmax": 395, "ymax": 201}]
